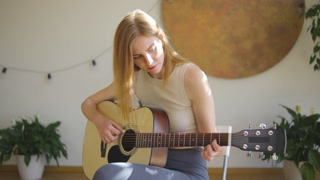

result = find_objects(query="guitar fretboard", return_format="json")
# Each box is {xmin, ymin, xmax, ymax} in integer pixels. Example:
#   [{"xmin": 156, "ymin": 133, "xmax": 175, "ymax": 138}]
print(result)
[{"xmin": 128, "ymin": 133, "xmax": 230, "ymax": 148}]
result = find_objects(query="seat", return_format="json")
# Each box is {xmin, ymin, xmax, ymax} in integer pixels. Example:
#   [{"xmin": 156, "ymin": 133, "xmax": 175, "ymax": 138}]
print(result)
[{"xmin": 215, "ymin": 125, "xmax": 232, "ymax": 180}]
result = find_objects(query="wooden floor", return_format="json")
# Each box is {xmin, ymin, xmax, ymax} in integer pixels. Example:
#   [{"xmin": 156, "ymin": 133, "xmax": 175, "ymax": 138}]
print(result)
[
  {"xmin": 1, "ymin": 166, "xmax": 320, "ymax": 180},
  {"xmin": 0, "ymin": 171, "xmax": 284, "ymax": 180}
]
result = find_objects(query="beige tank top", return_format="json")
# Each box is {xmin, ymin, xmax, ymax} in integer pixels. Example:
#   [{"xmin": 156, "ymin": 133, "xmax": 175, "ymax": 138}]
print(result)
[{"xmin": 135, "ymin": 63, "xmax": 197, "ymax": 133}]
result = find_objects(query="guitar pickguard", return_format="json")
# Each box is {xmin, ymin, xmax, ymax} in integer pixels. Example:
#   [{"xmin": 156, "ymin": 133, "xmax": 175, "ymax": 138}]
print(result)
[{"xmin": 108, "ymin": 145, "xmax": 131, "ymax": 163}]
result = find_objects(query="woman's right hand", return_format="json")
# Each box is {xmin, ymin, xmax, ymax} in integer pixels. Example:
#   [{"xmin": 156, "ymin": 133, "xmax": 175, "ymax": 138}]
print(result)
[
  {"xmin": 81, "ymin": 82, "xmax": 122, "ymax": 144},
  {"xmin": 93, "ymin": 116, "xmax": 123, "ymax": 144}
]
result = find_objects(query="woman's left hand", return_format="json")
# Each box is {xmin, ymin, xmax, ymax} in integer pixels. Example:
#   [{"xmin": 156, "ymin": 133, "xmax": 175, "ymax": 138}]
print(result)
[{"xmin": 201, "ymin": 139, "xmax": 226, "ymax": 162}]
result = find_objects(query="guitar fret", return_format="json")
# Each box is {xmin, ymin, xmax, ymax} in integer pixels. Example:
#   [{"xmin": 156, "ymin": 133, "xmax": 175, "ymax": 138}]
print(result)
[
  {"xmin": 171, "ymin": 133, "xmax": 174, "ymax": 147},
  {"xmin": 196, "ymin": 133, "xmax": 198, "ymax": 146},
  {"xmin": 142, "ymin": 133, "xmax": 145, "ymax": 147},
  {"xmin": 158, "ymin": 134, "xmax": 161, "ymax": 147},
  {"xmin": 148, "ymin": 133, "xmax": 150, "ymax": 147},
  {"xmin": 164, "ymin": 133, "xmax": 166, "ymax": 147},
  {"xmin": 202, "ymin": 133, "xmax": 204, "ymax": 146},
  {"xmin": 180, "ymin": 134, "xmax": 184, "ymax": 146},
  {"xmin": 149, "ymin": 133, "xmax": 152, "ymax": 147},
  {"xmin": 138, "ymin": 133, "xmax": 141, "ymax": 147},
  {"xmin": 140, "ymin": 133, "xmax": 142, "ymax": 147}
]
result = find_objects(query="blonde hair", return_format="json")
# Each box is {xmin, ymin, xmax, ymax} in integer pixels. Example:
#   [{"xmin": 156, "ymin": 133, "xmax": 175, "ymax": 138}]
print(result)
[{"xmin": 113, "ymin": 9, "xmax": 188, "ymax": 120}]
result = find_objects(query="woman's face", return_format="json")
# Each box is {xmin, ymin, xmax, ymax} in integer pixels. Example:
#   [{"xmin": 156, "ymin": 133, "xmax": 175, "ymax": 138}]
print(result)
[{"xmin": 132, "ymin": 35, "xmax": 164, "ymax": 79}]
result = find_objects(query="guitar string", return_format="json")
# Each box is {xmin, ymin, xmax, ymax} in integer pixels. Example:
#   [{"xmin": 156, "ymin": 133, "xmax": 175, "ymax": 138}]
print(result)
[
  {"xmin": 121, "ymin": 133, "xmax": 264, "ymax": 143},
  {"xmin": 120, "ymin": 133, "xmax": 264, "ymax": 145}
]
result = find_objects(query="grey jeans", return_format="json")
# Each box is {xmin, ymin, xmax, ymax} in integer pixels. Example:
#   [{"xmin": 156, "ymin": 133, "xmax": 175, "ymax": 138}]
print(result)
[{"xmin": 93, "ymin": 148, "xmax": 209, "ymax": 180}]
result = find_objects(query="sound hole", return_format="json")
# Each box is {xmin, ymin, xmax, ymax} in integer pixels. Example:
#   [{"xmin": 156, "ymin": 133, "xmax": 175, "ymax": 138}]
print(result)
[{"xmin": 121, "ymin": 129, "xmax": 136, "ymax": 152}]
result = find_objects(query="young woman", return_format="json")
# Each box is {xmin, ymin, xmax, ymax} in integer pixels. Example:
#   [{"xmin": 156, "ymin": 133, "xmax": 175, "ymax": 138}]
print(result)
[{"xmin": 81, "ymin": 9, "xmax": 225, "ymax": 180}]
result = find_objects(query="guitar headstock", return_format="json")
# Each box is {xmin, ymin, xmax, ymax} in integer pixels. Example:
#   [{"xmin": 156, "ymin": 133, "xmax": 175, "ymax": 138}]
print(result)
[{"xmin": 231, "ymin": 125, "xmax": 287, "ymax": 155}]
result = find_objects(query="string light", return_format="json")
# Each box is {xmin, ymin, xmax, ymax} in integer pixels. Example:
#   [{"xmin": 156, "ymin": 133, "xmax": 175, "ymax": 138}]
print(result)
[
  {"xmin": 2, "ymin": 67, "xmax": 7, "ymax": 74},
  {"xmin": 0, "ymin": 0, "xmax": 160, "ymax": 81},
  {"xmin": 47, "ymin": 73, "xmax": 52, "ymax": 80},
  {"xmin": 92, "ymin": 59, "xmax": 97, "ymax": 66}
]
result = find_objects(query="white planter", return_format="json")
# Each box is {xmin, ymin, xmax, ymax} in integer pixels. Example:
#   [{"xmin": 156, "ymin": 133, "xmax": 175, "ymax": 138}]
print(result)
[
  {"xmin": 283, "ymin": 160, "xmax": 302, "ymax": 180},
  {"xmin": 16, "ymin": 155, "xmax": 45, "ymax": 180}
]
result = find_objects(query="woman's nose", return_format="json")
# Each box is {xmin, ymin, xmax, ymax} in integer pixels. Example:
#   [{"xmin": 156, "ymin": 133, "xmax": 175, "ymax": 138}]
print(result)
[{"xmin": 144, "ymin": 53, "xmax": 153, "ymax": 66}]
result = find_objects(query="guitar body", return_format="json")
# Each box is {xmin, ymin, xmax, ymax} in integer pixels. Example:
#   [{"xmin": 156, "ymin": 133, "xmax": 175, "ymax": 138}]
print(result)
[{"xmin": 82, "ymin": 101, "xmax": 169, "ymax": 179}]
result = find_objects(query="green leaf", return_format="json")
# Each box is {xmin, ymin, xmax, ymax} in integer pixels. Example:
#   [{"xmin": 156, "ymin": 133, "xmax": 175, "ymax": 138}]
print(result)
[
  {"xmin": 300, "ymin": 162, "xmax": 315, "ymax": 180},
  {"xmin": 313, "ymin": 45, "xmax": 320, "ymax": 54},
  {"xmin": 299, "ymin": 114, "xmax": 320, "ymax": 128},
  {"xmin": 24, "ymin": 155, "xmax": 31, "ymax": 166},
  {"xmin": 308, "ymin": 150, "xmax": 320, "ymax": 172},
  {"xmin": 305, "ymin": 4, "xmax": 320, "ymax": 18},
  {"xmin": 310, "ymin": 54, "xmax": 316, "ymax": 64},
  {"xmin": 280, "ymin": 105, "xmax": 297, "ymax": 117}
]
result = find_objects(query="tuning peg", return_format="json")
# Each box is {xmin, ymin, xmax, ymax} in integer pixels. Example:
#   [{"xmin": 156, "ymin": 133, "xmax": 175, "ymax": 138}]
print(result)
[
  {"xmin": 247, "ymin": 151, "xmax": 252, "ymax": 158},
  {"xmin": 259, "ymin": 123, "xmax": 266, "ymax": 129},
  {"xmin": 271, "ymin": 153, "xmax": 278, "ymax": 161},
  {"xmin": 259, "ymin": 152, "xmax": 265, "ymax": 159}
]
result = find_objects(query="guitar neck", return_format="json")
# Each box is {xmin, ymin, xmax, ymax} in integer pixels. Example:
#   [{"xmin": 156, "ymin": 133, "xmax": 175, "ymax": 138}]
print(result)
[{"xmin": 131, "ymin": 132, "xmax": 230, "ymax": 148}]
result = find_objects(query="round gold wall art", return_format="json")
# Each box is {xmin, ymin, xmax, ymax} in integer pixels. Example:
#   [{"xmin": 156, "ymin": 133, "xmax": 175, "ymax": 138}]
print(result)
[{"xmin": 161, "ymin": 0, "xmax": 305, "ymax": 79}]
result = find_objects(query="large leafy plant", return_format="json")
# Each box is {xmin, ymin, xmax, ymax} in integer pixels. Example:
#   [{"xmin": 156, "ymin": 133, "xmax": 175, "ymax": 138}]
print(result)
[
  {"xmin": 0, "ymin": 115, "xmax": 68, "ymax": 166},
  {"xmin": 264, "ymin": 105, "xmax": 320, "ymax": 180},
  {"xmin": 306, "ymin": 3, "xmax": 320, "ymax": 71}
]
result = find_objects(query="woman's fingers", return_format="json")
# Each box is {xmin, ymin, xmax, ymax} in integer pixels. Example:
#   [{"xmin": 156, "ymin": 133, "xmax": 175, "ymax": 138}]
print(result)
[
  {"xmin": 102, "ymin": 122, "xmax": 123, "ymax": 143},
  {"xmin": 202, "ymin": 139, "xmax": 227, "ymax": 162}
]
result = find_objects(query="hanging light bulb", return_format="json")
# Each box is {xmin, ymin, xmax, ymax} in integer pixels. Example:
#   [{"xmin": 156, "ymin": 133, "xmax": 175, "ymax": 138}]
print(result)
[
  {"xmin": 2, "ymin": 67, "xmax": 7, "ymax": 74},
  {"xmin": 92, "ymin": 59, "xmax": 97, "ymax": 66}
]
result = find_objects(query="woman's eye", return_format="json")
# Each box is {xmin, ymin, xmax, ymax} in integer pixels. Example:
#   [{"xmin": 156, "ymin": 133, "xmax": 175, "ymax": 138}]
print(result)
[
  {"xmin": 133, "ymin": 55, "xmax": 141, "ymax": 60},
  {"xmin": 149, "ymin": 45, "xmax": 156, "ymax": 52}
]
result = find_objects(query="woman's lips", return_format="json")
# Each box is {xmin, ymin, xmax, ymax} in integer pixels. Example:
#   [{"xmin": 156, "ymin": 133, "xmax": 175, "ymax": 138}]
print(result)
[{"xmin": 148, "ymin": 65, "xmax": 157, "ymax": 71}]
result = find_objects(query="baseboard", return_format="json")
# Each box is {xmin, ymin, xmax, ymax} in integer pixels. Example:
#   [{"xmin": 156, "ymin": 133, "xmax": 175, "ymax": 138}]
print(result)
[
  {"xmin": 0, "ymin": 165, "xmax": 281, "ymax": 174},
  {"xmin": 208, "ymin": 167, "xmax": 283, "ymax": 176},
  {"xmin": 0, "ymin": 165, "xmax": 84, "ymax": 173}
]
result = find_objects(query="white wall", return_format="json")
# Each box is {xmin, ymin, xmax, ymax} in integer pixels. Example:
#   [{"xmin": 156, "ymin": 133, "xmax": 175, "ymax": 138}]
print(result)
[{"xmin": 0, "ymin": 0, "xmax": 319, "ymax": 168}]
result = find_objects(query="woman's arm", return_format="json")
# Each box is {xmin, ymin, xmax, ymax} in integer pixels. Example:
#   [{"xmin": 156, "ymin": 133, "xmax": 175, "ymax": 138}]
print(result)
[
  {"xmin": 81, "ymin": 82, "xmax": 123, "ymax": 144},
  {"xmin": 184, "ymin": 64, "xmax": 225, "ymax": 161}
]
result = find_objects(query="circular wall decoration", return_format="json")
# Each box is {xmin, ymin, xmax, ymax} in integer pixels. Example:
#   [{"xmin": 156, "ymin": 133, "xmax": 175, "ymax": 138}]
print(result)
[{"xmin": 161, "ymin": 0, "xmax": 305, "ymax": 78}]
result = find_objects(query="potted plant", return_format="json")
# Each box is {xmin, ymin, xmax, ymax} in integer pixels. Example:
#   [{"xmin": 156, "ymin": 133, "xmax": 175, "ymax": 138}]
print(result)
[
  {"xmin": 305, "ymin": 2, "xmax": 320, "ymax": 72},
  {"xmin": 263, "ymin": 105, "xmax": 320, "ymax": 180},
  {"xmin": 0, "ymin": 115, "xmax": 68, "ymax": 180}
]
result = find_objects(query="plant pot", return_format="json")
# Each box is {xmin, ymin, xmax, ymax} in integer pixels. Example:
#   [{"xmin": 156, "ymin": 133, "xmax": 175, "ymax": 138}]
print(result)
[
  {"xmin": 283, "ymin": 160, "xmax": 302, "ymax": 180},
  {"xmin": 16, "ymin": 155, "xmax": 45, "ymax": 180}
]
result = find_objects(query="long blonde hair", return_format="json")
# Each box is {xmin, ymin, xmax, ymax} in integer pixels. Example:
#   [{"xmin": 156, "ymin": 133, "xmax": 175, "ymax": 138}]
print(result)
[{"xmin": 113, "ymin": 9, "xmax": 189, "ymax": 120}]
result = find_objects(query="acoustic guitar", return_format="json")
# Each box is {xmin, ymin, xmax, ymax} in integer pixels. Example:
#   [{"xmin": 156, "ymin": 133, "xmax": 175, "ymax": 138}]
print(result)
[{"xmin": 83, "ymin": 101, "xmax": 286, "ymax": 179}]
